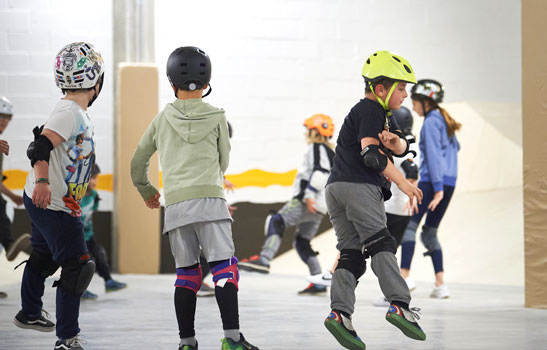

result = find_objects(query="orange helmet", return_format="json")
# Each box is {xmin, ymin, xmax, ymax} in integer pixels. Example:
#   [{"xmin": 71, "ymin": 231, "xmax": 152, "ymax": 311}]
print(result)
[{"xmin": 303, "ymin": 114, "xmax": 335, "ymax": 137}]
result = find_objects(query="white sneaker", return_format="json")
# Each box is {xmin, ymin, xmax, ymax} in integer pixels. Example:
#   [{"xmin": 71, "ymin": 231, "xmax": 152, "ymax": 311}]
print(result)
[
  {"xmin": 306, "ymin": 271, "xmax": 332, "ymax": 287},
  {"xmin": 405, "ymin": 278, "xmax": 416, "ymax": 292},
  {"xmin": 372, "ymin": 296, "xmax": 390, "ymax": 307},
  {"xmin": 430, "ymin": 284, "xmax": 450, "ymax": 299}
]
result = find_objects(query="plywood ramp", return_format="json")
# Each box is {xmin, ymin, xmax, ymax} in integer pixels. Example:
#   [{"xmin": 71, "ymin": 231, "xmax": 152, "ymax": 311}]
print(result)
[{"xmin": 116, "ymin": 64, "xmax": 160, "ymax": 273}]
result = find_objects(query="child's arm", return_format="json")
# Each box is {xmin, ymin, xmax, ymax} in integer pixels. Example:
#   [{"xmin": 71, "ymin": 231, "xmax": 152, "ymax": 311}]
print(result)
[
  {"xmin": 218, "ymin": 115, "xmax": 231, "ymax": 174},
  {"xmin": 0, "ymin": 182, "xmax": 23, "ymax": 206},
  {"xmin": 130, "ymin": 120, "xmax": 160, "ymax": 204}
]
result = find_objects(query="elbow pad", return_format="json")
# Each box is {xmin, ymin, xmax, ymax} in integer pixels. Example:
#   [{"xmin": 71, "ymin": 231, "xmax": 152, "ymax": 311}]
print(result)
[
  {"xmin": 27, "ymin": 126, "xmax": 54, "ymax": 167},
  {"xmin": 307, "ymin": 170, "xmax": 329, "ymax": 193},
  {"xmin": 361, "ymin": 144, "xmax": 388, "ymax": 172},
  {"xmin": 401, "ymin": 159, "xmax": 419, "ymax": 179}
]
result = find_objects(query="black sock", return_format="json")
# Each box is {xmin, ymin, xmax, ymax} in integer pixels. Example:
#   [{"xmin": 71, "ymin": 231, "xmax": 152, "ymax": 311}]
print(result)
[
  {"xmin": 391, "ymin": 300, "xmax": 409, "ymax": 310},
  {"xmin": 214, "ymin": 281, "xmax": 239, "ymax": 330},
  {"xmin": 174, "ymin": 287, "xmax": 197, "ymax": 338}
]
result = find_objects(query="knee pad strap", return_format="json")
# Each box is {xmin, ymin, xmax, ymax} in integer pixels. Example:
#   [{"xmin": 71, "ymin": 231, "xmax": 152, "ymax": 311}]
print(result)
[
  {"xmin": 175, "ymin": 265, "xmax": 203, "ymax": 294},
  {"xmin": 55, "ymin": 253, "xmax": 96, "ymax": 295},
  {"xmin": 364, "ymin": 228, "xmax": 397, "ymax": 257},
  {"xmin": 211, "ymin": 257, "xmax": 239, "ymax": 290},
  {"xmin": 336, "ymin": 249, "xmax": 366, "ymax": 281}
]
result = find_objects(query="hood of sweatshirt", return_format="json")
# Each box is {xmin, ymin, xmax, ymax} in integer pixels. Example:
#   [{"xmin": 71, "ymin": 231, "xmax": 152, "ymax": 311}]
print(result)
[{"xmin": 163, "ymin": 98, "xmax": 225, "ymax": 144}]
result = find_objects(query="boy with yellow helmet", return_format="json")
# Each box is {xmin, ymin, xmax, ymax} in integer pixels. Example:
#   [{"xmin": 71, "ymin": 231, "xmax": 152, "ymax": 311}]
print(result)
[
  {"xmin": 323, "ymin": 51, "xmax": 426, "ymax": 350},
  {"xmin": 238, "ymin": 114, "xmax": 335, "ymax": 295}
]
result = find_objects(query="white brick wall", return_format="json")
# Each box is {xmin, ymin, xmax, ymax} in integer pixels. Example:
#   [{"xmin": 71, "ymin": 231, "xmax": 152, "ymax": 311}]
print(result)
[
  {"xmin": 0, "ymin": 0, "xmax": 112, "ymax": 182},
  {"xmin": 155, "ymin": 0, "xmax": 521, "ymax": 176}
]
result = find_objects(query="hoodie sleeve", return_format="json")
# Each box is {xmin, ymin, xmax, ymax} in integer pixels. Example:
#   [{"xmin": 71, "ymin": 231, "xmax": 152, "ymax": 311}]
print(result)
[
  {"xmin": 131, "ymin": 117, "xmax": 159, "ymax": 201},
  {"xmin": 218, "ymin": 114, "xmax": 231, "ymax": 173},
  {"xmin": 423, "ymin": 116, "xmax": 444, "ymax": 192}
]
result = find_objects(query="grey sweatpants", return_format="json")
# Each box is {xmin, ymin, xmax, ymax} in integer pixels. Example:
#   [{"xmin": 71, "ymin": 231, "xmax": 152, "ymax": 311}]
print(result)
[{"xmin": 326, "ymin": 182, "xmax": 410, "ymax": 316}]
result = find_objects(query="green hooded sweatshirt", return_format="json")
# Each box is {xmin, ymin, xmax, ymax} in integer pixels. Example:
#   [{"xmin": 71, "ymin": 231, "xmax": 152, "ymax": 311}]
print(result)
[{"xmin": 131, "ymin": 98, "xmax": 230, "ymax": 206}]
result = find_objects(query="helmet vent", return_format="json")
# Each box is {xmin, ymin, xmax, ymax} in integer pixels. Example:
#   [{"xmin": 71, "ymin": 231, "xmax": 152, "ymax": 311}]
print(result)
[
  {"xmin": 392, "ymin": 56, "xmax": 401, "ymax": 62},
  {"xmin": 404, "ymin": 65, "xmax": 412, "ymax": 73},
  {"xmin": 373, "ymin": 53, "xmax": 377, "ymax": 56},
  {"xmin": 181, "ymin": 72, "xmax": 188, "ymax": 75},
  {"xmin": 366, "ymin": 58, "xmax": 370, "ymax": 64},
  {"xmin": 199, "ymin": 72, "xmax": 205, "ymax": 75},
  {"xmin": 181, "ymin": 63, "xmax": 188, "ymax": 67},
  {"xmin": 199, "ymin": 63, "xmax": 206, "ymax": 67}
]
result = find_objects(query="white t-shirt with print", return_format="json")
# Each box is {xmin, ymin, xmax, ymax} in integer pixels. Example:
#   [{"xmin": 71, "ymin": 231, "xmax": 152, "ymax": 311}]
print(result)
[{"xmin": 25, "ymin": 100, "xmax": 95, "ymax": 215}]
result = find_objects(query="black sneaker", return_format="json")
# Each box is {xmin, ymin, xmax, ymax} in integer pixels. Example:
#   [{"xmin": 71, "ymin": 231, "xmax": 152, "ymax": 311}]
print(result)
[
  {"xmin": 237, "ymin": 255, "xmax": 270, "ymax": 274},
  {"xmin": 6, "ymin": 233, "xmax": 31, "ymax": 261},
  {"xmin": 54, "ymin": 335, "xmax": 85, "ymax": 349},
  {"xmin": 298, "ymin": 283, "xmax": 327, "ymax": 295},
  {"xmin": 13, "ymin": 309, "xmax": 55, "ymax": 332},
  {"xmin": 221, "ymin": 333, "xmax": 259, "ymax": 349}
]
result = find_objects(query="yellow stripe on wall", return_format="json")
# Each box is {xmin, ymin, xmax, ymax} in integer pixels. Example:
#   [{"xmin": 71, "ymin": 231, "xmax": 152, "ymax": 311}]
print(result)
[{"xmin": 3, "ymin": 168, "xmax": 297, "ymax": 191}]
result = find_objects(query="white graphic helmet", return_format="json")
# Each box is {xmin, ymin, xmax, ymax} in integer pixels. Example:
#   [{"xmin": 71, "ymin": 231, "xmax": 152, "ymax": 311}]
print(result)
[
  {"xmin": 0, "ymin": 96, "xmax": 13, "ymax": 115},
  {"xmin": 54, "ymin": 42, "xmax": 104, "ymax": 89}
]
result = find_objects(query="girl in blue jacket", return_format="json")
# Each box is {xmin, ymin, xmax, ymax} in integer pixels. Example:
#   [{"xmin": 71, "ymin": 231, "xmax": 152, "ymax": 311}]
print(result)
[{"xmin": 400, "ymin": 79, "xmax": 461, "ymax": 299}]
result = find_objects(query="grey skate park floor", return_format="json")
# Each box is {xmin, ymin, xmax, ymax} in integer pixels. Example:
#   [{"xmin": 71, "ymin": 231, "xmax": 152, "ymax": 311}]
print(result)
[{"xmin": 1, "ymin": 271, "xmax": 546, "ymax": 350}]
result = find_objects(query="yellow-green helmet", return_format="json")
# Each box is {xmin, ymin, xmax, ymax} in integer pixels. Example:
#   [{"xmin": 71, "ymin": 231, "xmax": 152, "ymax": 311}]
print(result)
[{"xmin": 362, "ymin": 50, "xmax": 417, "ymax": 84}]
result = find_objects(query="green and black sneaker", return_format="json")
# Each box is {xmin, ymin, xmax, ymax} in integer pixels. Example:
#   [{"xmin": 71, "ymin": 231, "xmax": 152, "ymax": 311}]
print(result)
[
  {"xmin": 179, "ymin": 341, "xmax": 197, "ymax": 350},
  {"xmin": 221, "ymin": 333, "xmax": 259, "ymax": 350},
  {"xmin": 324, "ymin": 310, "xmax": 366, "ymax": 350},
  {"xmin": 385, "ymin": 304, "xmax": 426, "ymax": 341}
]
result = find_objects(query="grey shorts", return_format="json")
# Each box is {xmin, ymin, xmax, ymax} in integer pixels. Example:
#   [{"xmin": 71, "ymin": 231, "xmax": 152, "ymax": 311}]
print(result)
[
  {"xmin": 279, "ymin": 198, "xmax": 323, "ymax": 240},
  {"xmin": 168, "ymin": 219, "xmax": 235, "ymax": 268},
  {"xmin": 325, "ymin": 182, "xmax": 387, "ymax": 251}
]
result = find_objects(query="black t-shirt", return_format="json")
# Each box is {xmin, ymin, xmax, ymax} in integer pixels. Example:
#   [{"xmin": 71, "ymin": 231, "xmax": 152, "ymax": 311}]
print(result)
[{"xmin": 328, "ymin": 98, "xmax": 398, "ymax": 187}]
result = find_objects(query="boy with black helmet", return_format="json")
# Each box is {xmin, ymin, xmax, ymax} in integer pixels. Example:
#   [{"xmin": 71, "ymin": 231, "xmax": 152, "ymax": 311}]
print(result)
[
  {"xmin": 14, "ymin": 42, "xmax": 104, "ymax": 350},
  {"xmin": 323, "ymin": 50, "xmax": 426, "ymax": 349},
  {"xmin": 131, "ymin": 46, "xmax": 259, "ymax": 350},
  {"xmin": 400, "ymin": 79, "xmax": 461, "ymax": 299}
]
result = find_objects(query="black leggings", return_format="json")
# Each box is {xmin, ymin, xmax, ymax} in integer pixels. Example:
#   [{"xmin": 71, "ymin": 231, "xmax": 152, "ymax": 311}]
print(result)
[{"xmin": 86, "ymin": 236, "xmax": 112, "ymax": 282}]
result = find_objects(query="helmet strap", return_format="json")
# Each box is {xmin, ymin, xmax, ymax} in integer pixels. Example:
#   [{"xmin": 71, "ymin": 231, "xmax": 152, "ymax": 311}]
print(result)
[
  {"xmin": 202, "ymin": 84, "xmax": 212, "ymax": 98},
  {"xmin": 369, "ymin": 81, "xmax": 399, "ymax": 111}
]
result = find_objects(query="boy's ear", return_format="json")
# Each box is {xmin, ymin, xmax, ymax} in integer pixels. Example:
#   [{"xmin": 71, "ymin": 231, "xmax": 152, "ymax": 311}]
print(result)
[{"xmin": 374, "ymin": 83, "xmax": 386, "ymax": 96}]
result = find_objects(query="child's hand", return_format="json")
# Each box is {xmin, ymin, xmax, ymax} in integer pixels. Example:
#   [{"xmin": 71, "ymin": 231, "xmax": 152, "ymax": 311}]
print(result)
[
  {"xmin": 305, "ymin": 198, "xmax": 317, "ymax": 214},
  {"xmin": 223, "ymin": 178, "xmax": 236, "ymax": 193},
  {"xmin": 428, "ymin": 191, "xmax": 444, "ymax": 211},
  {"xmin": 0, "ymin": 139, "xmax": 9, "ymax": 155},
  {"xmin": 228, "ymin": 205, "xmax": 237, "ymax": 216},
  {"xmin": 398, "ymin": 180, "xmax": 423, "ymax": 207},
  {"xmin": 145, "ymin": 192, "xmax": 160, "ymax": 209},
  {"xmin": 404, "ymin": 196, "xmax": 419, "ymax": 215},
  {"xmin": 378, "ymin": 130, "xmax": 400, "ymax": 152}
]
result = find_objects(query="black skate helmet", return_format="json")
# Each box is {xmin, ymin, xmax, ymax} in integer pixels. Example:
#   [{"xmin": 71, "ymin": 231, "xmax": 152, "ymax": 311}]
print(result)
[
  {"xmin": 391, "ymin": 106, "xmax": 413, "ymax": 134},
  {"xmin": 167, "ymin": 46, "xmax": 212, "ymax": 97}
]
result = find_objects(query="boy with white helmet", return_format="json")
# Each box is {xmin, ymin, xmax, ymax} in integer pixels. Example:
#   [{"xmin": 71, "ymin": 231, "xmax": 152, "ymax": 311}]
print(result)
[
  {"xmin": 238, "ymin": 114, "xmax": 335, "ymax": 295},
  {"xmin": 13, "ymin": 42, "xmax": 104, "ymax": 350},
  {"xmin": 324, "ymin": 51, "xmax": 426, "ymax": 349},
  {"xmin": 0, "ymin": 96, "xmax": 30, "ymax": 267}
]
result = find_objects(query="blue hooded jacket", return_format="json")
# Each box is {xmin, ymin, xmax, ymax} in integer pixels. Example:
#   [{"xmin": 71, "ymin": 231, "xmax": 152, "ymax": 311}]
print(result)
[{"xmin": 418, "ymin": 109, "xmax": 459, "ymax": 192}]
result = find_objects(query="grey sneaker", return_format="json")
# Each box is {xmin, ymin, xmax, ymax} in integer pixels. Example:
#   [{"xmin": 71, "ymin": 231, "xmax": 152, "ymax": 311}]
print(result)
[
  {"xmin": 54, "ymin": 335, "xmax": 85, "ymax": 349},
  {"xmin": 238, "ymin": 255, "xmax": 270, "ymax": 274},
  {"xmin": 13, "ymin": 309, "xmax": 55, "ymax": 332}
]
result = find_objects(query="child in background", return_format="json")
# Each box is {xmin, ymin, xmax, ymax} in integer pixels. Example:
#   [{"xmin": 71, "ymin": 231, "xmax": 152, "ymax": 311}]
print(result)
[
  {"xmin": 0, "ymin": 96, "xmax": 30, "ymax": 266},
  {"xmin": 80, "ymin": 164, "xmax": 127, "ymax": 300},
  {"xmin": 324, "ymin": 50, "xmax": 425, "ymax": 350},
  {"xmin": 238, "ymin": 114, "xmax": 335, "ymax": 295},
  {"xmin": 131, "ymin": 46, "xmax": 259, "ymax": 350},
  {"xmin": 400, "ymin": 79, "xmax": 461, "ymax": 299}
]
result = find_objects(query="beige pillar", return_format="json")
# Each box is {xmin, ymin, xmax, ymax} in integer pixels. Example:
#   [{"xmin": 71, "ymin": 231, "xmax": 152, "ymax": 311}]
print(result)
[
  {"xmin": 115, "ymin": 64, "xmax": 160, "ymax": 273},
  {"xmin": 522, "ymin": 0, "xmax": 547, "ymax": 309}
]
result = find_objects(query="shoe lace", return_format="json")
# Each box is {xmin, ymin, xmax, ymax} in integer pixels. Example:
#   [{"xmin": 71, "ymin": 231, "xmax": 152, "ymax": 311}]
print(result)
[
  {"xmin": 67, "ymin": 335, "xmax": 86, "ymax": 346},
  {"xmin": 407, "ymin": 307, "xmax": 422, "ymax": 321},
  {"xmin": 41, "ymin": 309, "xmax": 51, "ymax": 319}
]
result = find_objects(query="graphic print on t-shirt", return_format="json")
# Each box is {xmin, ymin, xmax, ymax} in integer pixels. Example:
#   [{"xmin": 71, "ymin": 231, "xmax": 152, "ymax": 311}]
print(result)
[{"xmin": 62, "ymin": 123, "xmax": 95, "ymax": 214}]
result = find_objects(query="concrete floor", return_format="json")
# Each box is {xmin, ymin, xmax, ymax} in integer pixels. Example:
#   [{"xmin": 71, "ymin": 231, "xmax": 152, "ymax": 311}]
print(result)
[{"xmin": 1, "ymin": 271, "xmax": 546, "ymax": 350}]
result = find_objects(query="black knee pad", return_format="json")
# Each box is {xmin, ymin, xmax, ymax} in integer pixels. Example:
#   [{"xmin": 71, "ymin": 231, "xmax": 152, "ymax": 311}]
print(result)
[
  {"xmin": 54, "ymin": 253, "xmax": 96, "ymax": 295},
  {"xmin": 336, "ymin": 249, "xmax": 366, "ymax": 280},
  {"xmin": 27, "ymin": 249, "xmax": 59, "ymax": 278},
  {"xmin": 364, "ymin": 228, "xmax": 397, "ymax": 257},
  {"xmin": 265, "ymin": 211, "xmax": 285, "ymax": 238},
  {"xmin": 294, "ymin": 236, "xmax": 318, "ymax": 262}
]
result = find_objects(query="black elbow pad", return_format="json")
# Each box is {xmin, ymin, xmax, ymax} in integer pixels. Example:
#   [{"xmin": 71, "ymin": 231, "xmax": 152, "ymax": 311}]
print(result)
[
  {"xmin": 27, "ymin": 126, "xmax": 54, "ymax": 167},
  {"xmin": 401, "ymin": 159, "xmax": 419, "ymax": 179},
  {"xmin": 361, "ymin": 145, "xmax": 388, "ymax": 172}
]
